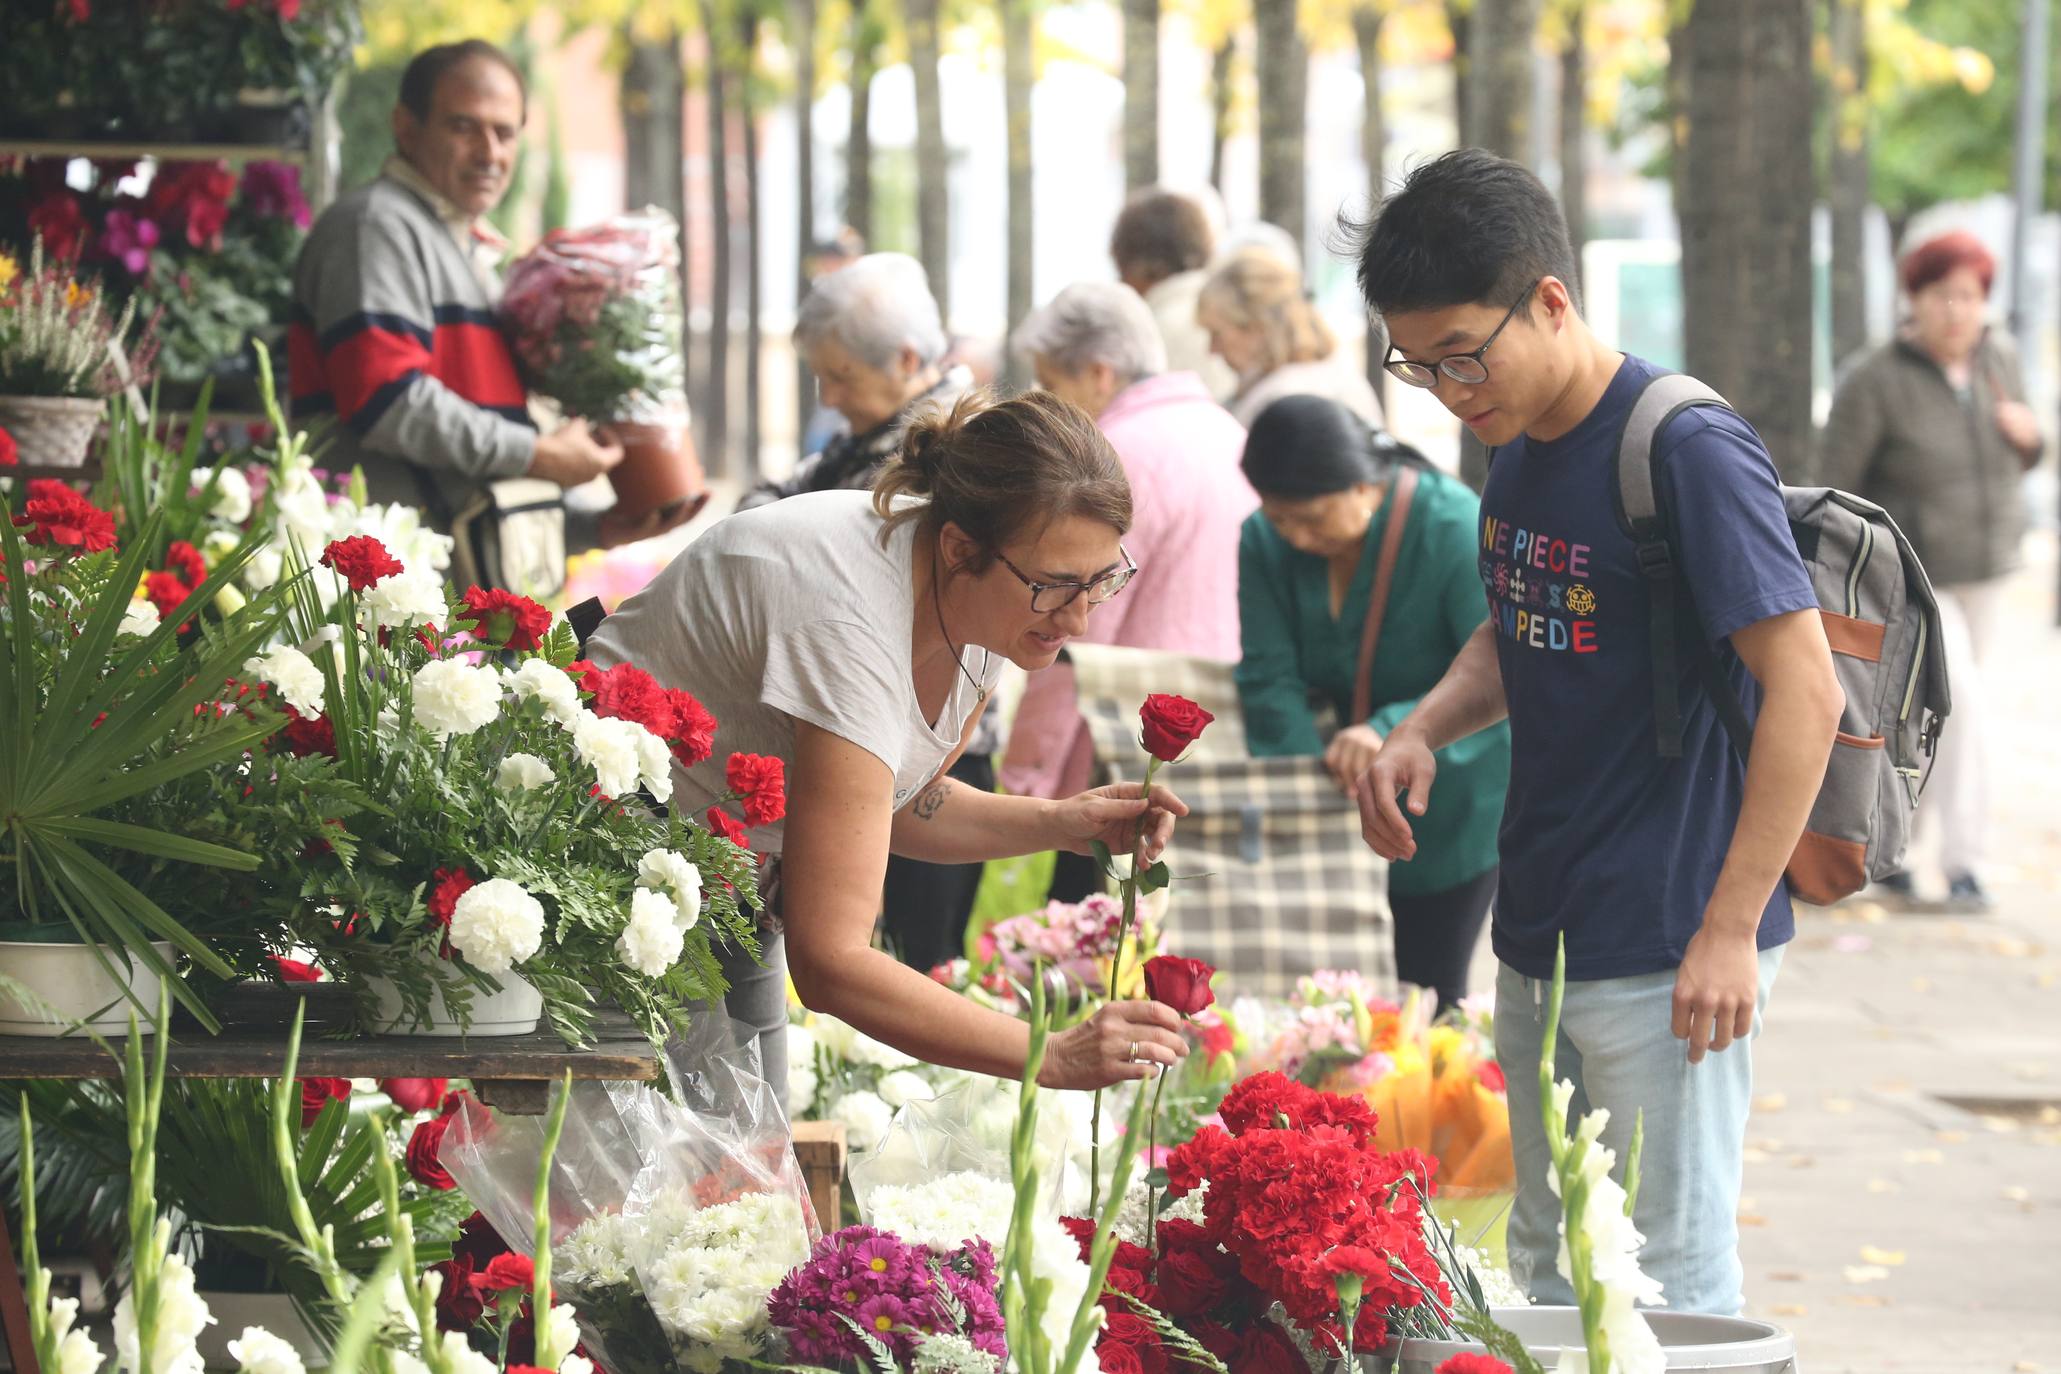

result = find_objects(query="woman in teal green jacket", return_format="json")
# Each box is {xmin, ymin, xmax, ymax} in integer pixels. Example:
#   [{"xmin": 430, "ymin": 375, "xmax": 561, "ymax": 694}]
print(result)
[{"xmin": 1234, "ymin": 395, "xmax": 1509, "ymax": 1011}]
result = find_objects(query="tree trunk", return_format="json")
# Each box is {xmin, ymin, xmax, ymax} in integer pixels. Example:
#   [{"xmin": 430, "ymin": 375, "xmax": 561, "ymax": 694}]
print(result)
[
  {"xmin": 700, "ymin": 4, "xmax": 731, "ymax": 477},
  {"xmin": 1680, "ymin": 0, "xmax": 1815, "ymax": 480},
  {"xmin": 1448, "ymin": 1, "xmax": 1473, "ymax": 144},
  {"xmin": 1123, "ymin": 0, "xmax": 1159, "ymax": 190},
  {"xmin": 622, "ymin": 31, "xmax": 684, "ymax": 214},
  {"xmin": 794, "ymin": 0, "xmax": 817, "ymax": 457},
  {"xmin": 1208, "ymin": 38, "xmax": 1234, "ymax": 198},
  {"xmin": 1355, "ymin": 5, "xmax": 1389, "ymax": 407},
  {"xmin": 1828, "ymin": 0, "xmax": 1870, "ymax": 373},
  {"xmin": 847, "ymin": 6, "xmax": 879, "ymax": 242},
  {"xmin": 1004, "ymin": 0, "xmax": 1035, "ymax": 387},
  {"xmin": 1254, "ymin": 0, "xmax": 1306, "ymax": 252},
  {"xmin": 1559, "ymin": 0, "xmax": 1587, "ymax": 299},
  {"xmin": 741, "ymin": 9, "xmax": 763, "ymax": 480},
  {"xmin": 907, "ymin": 0, "xmax": 950, "ymax": 320}
]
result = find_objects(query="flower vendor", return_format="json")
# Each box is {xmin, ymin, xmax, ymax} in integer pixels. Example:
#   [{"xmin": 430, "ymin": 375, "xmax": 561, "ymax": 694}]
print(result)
[{"xmin": 589, "ymin": 390, "xmax": 1194, "ymax": 1107}]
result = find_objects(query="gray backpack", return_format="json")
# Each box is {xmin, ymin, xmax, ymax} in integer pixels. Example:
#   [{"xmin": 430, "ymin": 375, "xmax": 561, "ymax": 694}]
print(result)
[{"xmin": 1614, "ymin": 373, "xmax": 1952, "ymax": 906}]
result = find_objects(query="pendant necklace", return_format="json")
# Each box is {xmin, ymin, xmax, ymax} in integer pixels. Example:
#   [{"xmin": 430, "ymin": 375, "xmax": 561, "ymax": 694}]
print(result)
[{"xmin": 932, "ymin": 552, "xmax": 990, "ymax": 707}]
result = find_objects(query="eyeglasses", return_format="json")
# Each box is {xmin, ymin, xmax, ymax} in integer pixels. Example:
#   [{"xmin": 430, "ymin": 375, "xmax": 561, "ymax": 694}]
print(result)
[
  {"xmin": 995, "ymin": 545, "xmax": 1138, "ymax": 612},
  {"xmin": 1383, "ymin": 278, "xmax": 1541, "ymax": 389}
]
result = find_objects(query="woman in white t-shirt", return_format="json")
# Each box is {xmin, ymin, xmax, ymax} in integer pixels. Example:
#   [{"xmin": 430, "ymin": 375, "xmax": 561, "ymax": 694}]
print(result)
[{"xmin": 589, "ymin": 390, "xmax": 1191, "ymax": 1106}]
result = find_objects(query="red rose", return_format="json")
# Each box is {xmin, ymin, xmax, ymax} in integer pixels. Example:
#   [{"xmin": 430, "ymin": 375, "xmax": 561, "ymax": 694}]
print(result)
[
  {"xmin": 431, "ymin": 1255, "xmax": 484, "ymax": 1330},
  {"xmin": 428, "ymin": 867, "xmax": 477, "ymax": 927},
  {"xmin": 165, "ymin": 539, "xmax": 206, "ymax": 588},
  {"xmin": 1189, "ymin": 1321, "xmax": 1241, "ymax": 1366},
  {"xmin": 665, "ymin": 689, "xmax": 718, "ymax": 767},
  {"xmin": 17, "ymin": 487, "xmax": 117, "ymax": 552},
  {"xmin": 1138, "ymin": 692, "xmax": 1213, "ymax": 763},
  {"xmin": 1231, "ymin": 1322, "xmax": 1303, "ymax": 1374},
  {"xmin": 724, "ymin": 752, "xmax": 786, "ymax": 827},
  {"xmin": 406, "ymin": 1113, "xmax": 457, "ymax": 1190},
  {"xmin": 320, "ymin": 535, "xmax": 404, "ymax": 592},
  {"xmin": 280, "ymin": 706, "xmax": 337, "ymax": 758},
  {"xmin": 383, "ymin": 1077, "xmax": 448, "ymax": 1114},
  {"xmin": 269, "ymin": 955, "xmax": 322, "ymax": 983},
  {"xmin": 1155, "ymin": 1245, "xmax": 1231, "ymax": 1317},
  {"xmin": 454, "ymin": 1209, "xmax": 509, "ymax": 1267},
  {"xmin": 1097, "ymin": 1342, "xmax": 1145, "ymax": 1374},
  {"xmin": 1199, "ymin": 1014, "xmax": 1235, "ymax": 1064},
  {"xmin": 458, "ymin": 586, "xmax": 551, "ymax": 652},
  {"xmin": 0, "ymin": 425, "xmax": 16, "ymax": 468},
  {"xmin": 705, "ymin": 807, "xmax": 750, "ymax": 848},
  {"xmin": 1143, "ymin": 955, "xmax": 1216, "ymax": 1016},
  {"xmin": 1435, "ymin": 1358, "xmax": 1516, "ymax": 1374},
  {"xmin": 299, "ymin": 1077, "xmax": 350, "ymax": 1127},
  {"xmin": 472, "ymin": 1252, "xmax": 535, "ymax": 1296}
]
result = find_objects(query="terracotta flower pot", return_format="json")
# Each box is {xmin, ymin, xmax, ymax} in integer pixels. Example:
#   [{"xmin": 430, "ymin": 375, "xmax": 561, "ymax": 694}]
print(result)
[{"xmin": 607, "ymin": 412, "xmax": 709, "ymax": 523}]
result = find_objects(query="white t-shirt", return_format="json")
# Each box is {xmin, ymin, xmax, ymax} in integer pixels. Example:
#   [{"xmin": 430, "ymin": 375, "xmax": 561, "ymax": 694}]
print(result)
[{"xmin": 587, "ymin": 491, "xmax": 1002, "ymax": 854}]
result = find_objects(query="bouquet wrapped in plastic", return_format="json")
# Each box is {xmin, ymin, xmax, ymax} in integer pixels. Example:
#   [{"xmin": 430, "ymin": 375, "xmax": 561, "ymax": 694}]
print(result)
[{"xmin": 499, "ymin": 209, "xmax": 705, "ymax": 519}]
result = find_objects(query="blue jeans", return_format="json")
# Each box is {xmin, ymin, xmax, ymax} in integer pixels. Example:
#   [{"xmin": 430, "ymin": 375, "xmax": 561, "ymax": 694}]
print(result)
[{"xmin": 1492, "ymin": 946, "xmax": 1783, "ymax": 1316}]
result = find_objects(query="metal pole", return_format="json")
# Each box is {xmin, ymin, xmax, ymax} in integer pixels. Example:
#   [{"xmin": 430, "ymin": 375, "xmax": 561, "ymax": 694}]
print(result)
[{"xmin": 2009, "ymin": 0, "xmax": 2047, "ymax": 342}]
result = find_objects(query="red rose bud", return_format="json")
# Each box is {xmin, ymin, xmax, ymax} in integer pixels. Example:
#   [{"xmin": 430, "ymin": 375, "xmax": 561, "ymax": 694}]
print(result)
[
  {"xmin": 269, "ymin": 955, "xmax": 323, "ymax": 983},
  {"xmin": 1138, "ymin": 692, "xmax": 1213, "ymax": 763},
  {"xmin": 382, "ymin": 1077, "xmax": 449, "ymax": 1114},
  {"xmin": 406, "ymin": 1112, "xmax": 458, "ymax": 1190},
  {"xmin": 458, "ymin": 586, "xmax": 551, "ymax": 652},
  {"xmin": 320, "ymin": 535, "xmax": 404, "ymax": 592},
  {"xmin": 471, "ymin": 1252, "xmax": 535, "ymax": 1295},
  {"xmin": 1143, "ymin": 955, "xmax": 1216, "ymax": 1016},
  {"xmin": 299, "ymin": 1076, "xmax": 350, "ymax": 1127}
]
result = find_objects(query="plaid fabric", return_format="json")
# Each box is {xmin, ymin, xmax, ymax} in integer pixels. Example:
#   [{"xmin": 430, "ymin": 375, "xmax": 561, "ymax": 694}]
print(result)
[{"xmin": 1066, "ymin": 644, "xmax": 1396, "ymax": 1000}]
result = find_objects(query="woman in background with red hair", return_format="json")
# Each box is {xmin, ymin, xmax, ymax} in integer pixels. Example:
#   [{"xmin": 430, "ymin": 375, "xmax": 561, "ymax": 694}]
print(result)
[{"xmin": 1821, "ymin": 229, "xmax": 2043, "ymax": 912}]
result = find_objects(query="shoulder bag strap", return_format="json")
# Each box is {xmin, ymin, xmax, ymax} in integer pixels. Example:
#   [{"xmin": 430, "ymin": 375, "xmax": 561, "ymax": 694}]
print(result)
[{"xmin": 1351, "ymin": 463, "xmax": 1421, "ymax": 726}]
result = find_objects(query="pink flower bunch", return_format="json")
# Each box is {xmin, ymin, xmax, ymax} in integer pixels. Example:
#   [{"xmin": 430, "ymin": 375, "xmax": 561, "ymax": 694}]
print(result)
[
  {"xmin": 984, "ymin": 891, "xmax": 1147, "ymax": 994},
  {"xmin": 767, "ymin": 1226, "xmax": 1004, "ymax": 1366},
  {"xmin": 497, "ymin": 212, "xmax": 682, "ymax": 422}
]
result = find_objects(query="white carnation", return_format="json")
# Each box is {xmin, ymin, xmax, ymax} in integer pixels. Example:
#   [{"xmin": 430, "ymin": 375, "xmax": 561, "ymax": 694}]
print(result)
[
  {"xmin": 119, "ymin": 599, "xmax": 160, "ymax": 638},
  {"xmin": 495, "ymin": 752, "xmax": 557, "ymax": 793},
  {"xmin": 114, "ymin": 1229, "xmax": 214, "ymax": 1374},
  {"xmin": 616, "ymin": 891, "xmax": 686, "ymax": 977},
  {"xmin": 227, "ymin": 1326, "xmax": 305, "ymax": 1374},
  {"xmin": 573, "ymin": 710, "xmax": 643, "ymax": 797},
  {"xmin": 510, "ymin": 658, "xmax": 581, "ymax": 726},
  {"xmin": 244, "ymin": 646, "xmax": 325, "ymax": 717},
  {"xmin": 244, "ymin": 544, "xmax": 285, "ymax": 592},
  {"xmin": 632, "ymin": 723, "xmax": 675, "ymax": 804},
  {"xmin": 411, "ymin": 659, "xmax": 502, "ymax": 737},
  {"xmin": 636, "ymin": 849, "xmax": 703, "ymax": 930},
  {"xmin": 447, "ymin": 878, "xmax": 545, "ymax": 973},
  {"xmin": 191, "ymin": 465, "xmax": 253, "ymax": 523},
  {"xmin": 786, "ymin": 1021, "xmax": 821, "ymax": 1112},
  {"xmin": 44, "ymin": 1290, "xmax": 102, "ymax": 1374},
  {"xmin": 361, "ymin": 566, "xmax": 446, "ymax": 628},
  {"xmin": 879, "ymin": 1069, "xmax": 937, "ymax": 1110},
  {"xmin": 827, "ymin": 1089, "xmax": 894, "ymax": 1152}
]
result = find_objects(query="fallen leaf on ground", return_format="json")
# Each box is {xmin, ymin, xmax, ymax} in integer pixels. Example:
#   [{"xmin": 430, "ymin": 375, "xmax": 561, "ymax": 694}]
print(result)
[
  {"xmin": 1843, "ymin": 1264, "xmax": 1891, "ymax": 1284},
  {"xmin": 1769, "ymin": 1270, "xmax": 1806, "ymax": 1282},
  {"xmin": 2040, "ymin": 1106, "xmax": 2061, "ymax": 1126},
  {"xmin": 2011, "ymin": 1362, "xmax": 2040, "ymax": 1372},
  {"xmin": 1867, "ymin": 1177, "xmax": 1901, "ymax": 1193},
  {"xmin": 1902, "ymin": 1149, "xmax": 1944, "ymax": 1165},
  {"xmin": 1858, "ymin": 1246, "xmax": 1906, "ymax": 1266},
  {"xmin": 1738, "ymin": 1213, "xmax": 1768, "ymax": 1227},
  {"xmin": 1823, "ymin": 1097, "xmax": 1855, "ymax": 1114},
  {"xmin": 2003, "ymin": 1185, "xmax": 2032, "ymax": 1203},
  {"xmin": 1771, "ymin": 1304, "xmax": 1807, "ymax": 1317},
  {"xmin": 1839, "ymin": 1294, "xmax": 1891, "ymax": 1308},
  {"xmin": 1909, "ymin": 976, "xmax": 1932, "ymax": 993},
  {"xmin": 1754, "ymin": 1093, "xmax": 1788, "ymax": 1113},
  {"xmin": 1983, "ymin": 1115, "xmax": 2021, "ymax": 1134},
  {"xmin": 1936, "ymin": 1129, "xmax": 1971, "ymax": 1144},
  {"xmin": 1875, "ymin": 1079, "xmax": 1913, "ymax": 1093}
]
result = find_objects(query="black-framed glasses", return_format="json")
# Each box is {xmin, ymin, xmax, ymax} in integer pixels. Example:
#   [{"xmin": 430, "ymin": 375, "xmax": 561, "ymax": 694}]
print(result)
[
  {"xmin": 1383, "ymin": 278, "xmax": 1541, "ymax": 389},
  {"xmin": 995, "ymin": 545, "xmax": 1138, "ymax": 612}
]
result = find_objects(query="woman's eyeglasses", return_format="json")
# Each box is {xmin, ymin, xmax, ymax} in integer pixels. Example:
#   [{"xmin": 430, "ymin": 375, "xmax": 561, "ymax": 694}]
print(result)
[
  {"xmin": 995, "ymin": 546, "xmax": 1138, "ymax": 612},
  {"xmin": 1383, "ymin": 278, "xmax": 1541, "ymax": 389}
]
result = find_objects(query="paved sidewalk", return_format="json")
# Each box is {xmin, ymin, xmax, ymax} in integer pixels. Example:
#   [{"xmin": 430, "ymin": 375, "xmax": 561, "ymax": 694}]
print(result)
[{"xmin": 1737, "ymin": 535, "xmax": 2061, "ymax": 1372}]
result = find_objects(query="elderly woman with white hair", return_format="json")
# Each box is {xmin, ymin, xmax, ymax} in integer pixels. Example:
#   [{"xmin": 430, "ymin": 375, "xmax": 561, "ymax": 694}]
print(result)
[
  {"xmin": 739, "ymin": 251, "xmax": 972, "ymax": 511},
  {"xmin": 1003, "ymin": 281, "xmax": 1256, "ymax": 900}
]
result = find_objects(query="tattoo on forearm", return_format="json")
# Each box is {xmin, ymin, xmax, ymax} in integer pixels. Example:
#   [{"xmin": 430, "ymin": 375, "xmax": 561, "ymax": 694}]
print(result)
[{"xmin": 913, "ymin": 779, "xmax": 952, "ymax": 820}]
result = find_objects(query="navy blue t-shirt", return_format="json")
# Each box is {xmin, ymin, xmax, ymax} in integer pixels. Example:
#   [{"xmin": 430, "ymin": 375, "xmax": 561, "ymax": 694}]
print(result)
[{"xmin": 1478, "ymin": 355, "xmax": 1818, "ymax": 981}]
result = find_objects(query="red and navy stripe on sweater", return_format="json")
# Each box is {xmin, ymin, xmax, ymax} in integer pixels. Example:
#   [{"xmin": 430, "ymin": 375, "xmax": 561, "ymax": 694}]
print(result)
[{"xmin": 288, "ymin": 304, "xmax": 532, "ymax": 435}]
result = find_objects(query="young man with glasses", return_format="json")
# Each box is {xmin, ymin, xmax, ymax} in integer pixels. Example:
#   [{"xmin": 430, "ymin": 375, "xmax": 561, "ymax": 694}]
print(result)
[{"xmin": 1348, "ymin": 149, "xmax": 1843, "ymax": 1316}]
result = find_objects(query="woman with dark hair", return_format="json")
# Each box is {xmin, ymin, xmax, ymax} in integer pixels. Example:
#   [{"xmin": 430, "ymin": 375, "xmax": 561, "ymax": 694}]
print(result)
[
  {"xmin": 1820, "ymin": 229, "xmax": 2042, "ymax": 912},
  {"xmin": 589, "ymin": 390, "xmax": 1191, "ymax": 1104},
  {"xmin": 1234, "ymin": 395, "xmax": 1509, "ymax": 1012}
]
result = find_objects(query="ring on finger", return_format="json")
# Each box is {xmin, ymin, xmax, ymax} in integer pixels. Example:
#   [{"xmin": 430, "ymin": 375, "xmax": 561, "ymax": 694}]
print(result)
[{"xmin": 1127, "ymin": 1040, "xmax": 1139, "ymax": 1063}]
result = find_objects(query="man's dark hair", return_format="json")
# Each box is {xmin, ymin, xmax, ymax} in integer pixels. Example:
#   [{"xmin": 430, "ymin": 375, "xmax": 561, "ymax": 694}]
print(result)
[
  {"xmin": 398, "ymin": 40, "xmax": 528, "ymax": 123},
  {"xmin": 1110, "ymin": 190, "xmax": 1214, "ymax": 285},
  {"xmin": 1345, "ymin": 148, "xmax": 1578, "ymax": 317}
]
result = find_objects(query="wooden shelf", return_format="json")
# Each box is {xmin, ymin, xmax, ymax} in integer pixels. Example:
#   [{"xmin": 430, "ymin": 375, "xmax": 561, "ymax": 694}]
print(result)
[{"xmin": 0, "ymin": 139, "xmax": 310, "ymax": 165}]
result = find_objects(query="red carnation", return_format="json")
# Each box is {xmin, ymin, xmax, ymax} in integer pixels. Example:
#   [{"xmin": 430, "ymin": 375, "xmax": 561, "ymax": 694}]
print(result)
[
  {"xmin": 320, "ymin": 535, "xmax": 404, "ymax": 592},
  {"xmin": 143, "ymin": 571, "xmax": 194, "ymax": 625},
  {"xmin": 0, "ymin": 425, "xmax": 17, "ymax": 468},
  {"xmin": 580, "ymin": 662, "xmax": 675, "ymax": 737},
  {"xmin": 406, "ymin": 1112, "xmax": 457, "ymax": 1191},
  {"xmin": 1143, "ymin": 955, "xmax": 1216, "ymax": 1016},
  {"xmin": 471, "ymin": 1252, "xmax": 535, "ymax": 1296},
  {"xmin": 1138, "ymin": 692, "xmax": 1213, "ymax": 764},
  {"xmin": 165, "ymin": 539, "xmax": 207, "ymax": 588},
  {"xmin": 280, "ymin": 706, "xmax": 337, "ymax": 758},
  {"xmin": 458, "ymin": 585, "xmax": 550, "ymax": 652},
  {"xmin": 268, "ymin": 955, "xmax": 322, "ymax": 983},
  {"xmin": 1436, "ymin": 1357, "xmax": 1516, "ymax": 1374},
  {"xmin": 428, "ymin": 867, "xmax": 477, "ymax": 927},
  {"xmin": 382, "ymin": 1077, "xmax": 448, "ymax": 1114},
  {"xmin": 705, "ymin": 807, "xmax": 750, "ymax": 848},
  {"xmin": 299, "ymin": 1077, "xmax": 350, "ymax": 1127},
  {"xmin": 724, "ymin": 753, "xmax": 786, "ymax": 827},
  {"xmin": 665, "ymin": 688, "xmax": 718, "ymax": 768},
  {"xmin": 1476, "ymin": 1059, "xmax": 1507, "ymax": 1093},
  {"xmin": 16, "ymin": 486, "xmax": 117, "ymax": 552}
]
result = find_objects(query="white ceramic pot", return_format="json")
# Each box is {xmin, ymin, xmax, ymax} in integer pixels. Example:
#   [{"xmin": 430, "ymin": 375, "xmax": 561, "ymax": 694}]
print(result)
[
  {"xmin": 362, "ymin": 949, "xmax": 543, "ymax": 1037},
  {"xmin": 1386, "ymin": 1306, "xmax": 1797, "ymax": 1373},
  {"xmin": 194, "ymin": 1289, "xmax": 326, "ymax": 1369},
  {"xmin": 0, "ymin": 938, "xmax": 174, "ymax": 1037}
]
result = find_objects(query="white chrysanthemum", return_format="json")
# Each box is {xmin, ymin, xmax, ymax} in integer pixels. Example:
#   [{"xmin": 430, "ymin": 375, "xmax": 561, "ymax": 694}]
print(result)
[
  {"xmin": 114, "ymin": 1231, "xmax": 214, "ymax": 1374},
  {"xmin": 786, "ymin": 1020, "xmax": 821, "ymax": 1112},
  {"xmin": 411, "ymin": 659, "xmax": 502, "ymax": 737},
  {"xmin": 44, "ymin": 1289, "xmax": 102, "ymax": 1374},
  {"xmin": 810, "ymin": 1014, "xmax": 856, "ymax": 1061},
  {"xmin": 632, "ymin": 724, "xmax": 675, "ymax": 804},
  {"xmin": 636, "ymin": 1192, "xmax": 806, "ymax": 1369},
  {"xmin": 361, "ymin": 567, "xmax": 446, "ymax": 628},
  {"xmin": 827, "ymin": 1089, "xmax": 894, "ymax": 1153},
  {"xmin": 616, "ymin": 891, "xmax": 685, "ymax": 977},
  {"xmin": 1113, "ymin": 1172, "xmax": 1206, "ymax": 1247},
  {"xmin": 572, "ymin": 710, "xmax": 643, "ymax": 797},
  {"xmin": 556, "ymin": 1210, "xmax": 649, "ymax": 1288},
  {"xmin": 191, "ymin": 465, "xmax": 253, "ymax": 523},
  {"xmin": 447, "ymin": 878, "xmax": 545, "ymax": 973},
  {"xmin": 912, "ymin": 1333, "xmax": 1000, "ymax": 1374},
  {"xmin": 847, "ymin": 1028, "xmax": 920, "ymax": 1071},
  {"xmin": 244, "ymin": 645, "xmax": 325, "ymax": 717},
  {"xmin": 879, "ymin": 1069, "xmax": 937, "ymax": 1110},
  {"xmin": 119, "ymin": 599, "xmax": 160, "ymax": 638},
  {"xmin": 637, "ymin": 848, "xmax": 703, "ymax": 930},
  {"xmin": 227, "ymin": 1325, "xmax": 305, "ymax": 1374},
  {"xmin": 510, "ymin": 658, "xmax": 581, "ymax": 726},
  {"xmin": 495, "ymin": 752, "xmax": 557, "ymax": 793}
]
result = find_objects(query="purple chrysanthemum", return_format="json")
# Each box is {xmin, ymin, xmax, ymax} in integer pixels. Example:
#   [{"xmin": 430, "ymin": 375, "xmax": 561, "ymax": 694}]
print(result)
[{"xmin": 771, "ymin": 1225, "xmax": 1006, "ymax": 1363}]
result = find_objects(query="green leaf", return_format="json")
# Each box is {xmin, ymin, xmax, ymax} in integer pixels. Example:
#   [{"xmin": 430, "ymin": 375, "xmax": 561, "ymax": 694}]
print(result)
[
  {"xmin": 1090, "ymin": 839, "xmax": 1118, "ymax": 880},
  {"xmin": 1138, "ymin": 860, "xmax": 1171, "ymax": 895},
  {"xmin": 37, "ymin": 817, "xmax": 261, "ymax": 870}
]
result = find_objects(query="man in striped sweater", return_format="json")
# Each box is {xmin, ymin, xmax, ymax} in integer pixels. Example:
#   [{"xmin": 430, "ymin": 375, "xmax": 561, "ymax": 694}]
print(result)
[{"xmin": 291, "ymin": 40, "xmax": 660, "ymax": 586}]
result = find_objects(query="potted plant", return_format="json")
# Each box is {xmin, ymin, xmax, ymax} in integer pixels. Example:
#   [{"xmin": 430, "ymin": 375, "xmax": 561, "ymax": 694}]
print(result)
[{"xmin": 0, "ymin": 242, "xmax": 154, "ymax": 471}]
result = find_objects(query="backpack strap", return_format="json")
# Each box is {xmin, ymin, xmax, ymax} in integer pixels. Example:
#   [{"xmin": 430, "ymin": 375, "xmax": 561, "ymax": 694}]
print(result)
[{"xmin": 1611, "ymin": 372, "xmax": 1742, "ymax": 759}]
